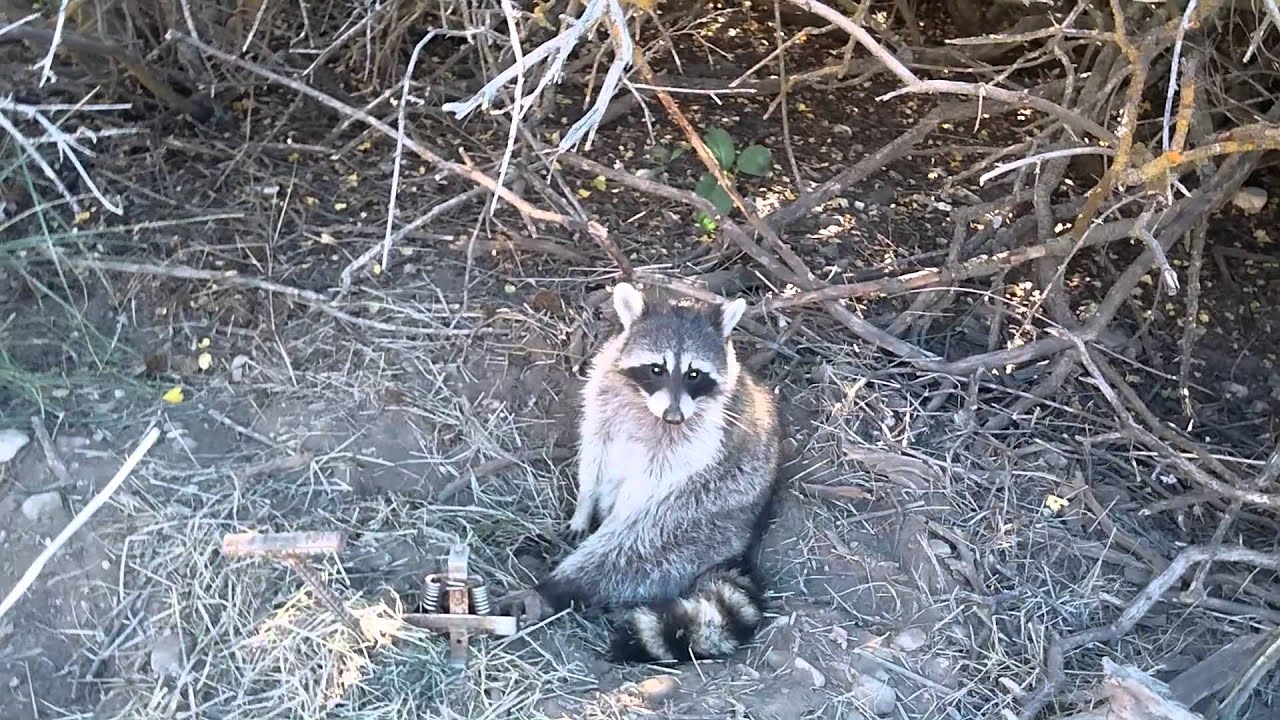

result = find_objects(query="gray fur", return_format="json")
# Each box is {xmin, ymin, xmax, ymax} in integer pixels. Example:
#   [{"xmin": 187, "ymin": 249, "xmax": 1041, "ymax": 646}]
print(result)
[{"xmin": 536, "ymin": 283, "xmax": 781, "ymax": 651}]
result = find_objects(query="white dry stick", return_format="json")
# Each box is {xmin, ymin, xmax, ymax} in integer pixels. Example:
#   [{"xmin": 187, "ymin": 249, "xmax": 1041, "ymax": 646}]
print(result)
[
  {"xmin": 0, "ymin": 12, "xmax": 40, "ymax": 39},
  {"xmin": 33, "ymin": 0, "xmax": 72, "ymax": 85},
  {"xmin": 0, "ymin": 107, "xmax": 82, "ymax": 214},
  {"xmin": 490, "ymin": 0, "xmax": 529, "ymax": 217},
  {"xmin": 1267, "ymin": 0, "xmax": 1280, "ymax": 38},
  {"xmin": 0, "ymin": 425, "xmax": 161, "ymax": 622},
  {"xmin": 382, "ymin": 27, "xmax": 484, "ymax": 273},
  {"xmin": 562, "ymin": 0, "xmax": 633, "ymax": 151},
  {"xmin": 1162, "ymin": 0, "xmax": 1197, "ymax": 153},
  {"xmin": 343, "ymin": 186, "xmax": 485, "ymax": 293},
  {"xmin": 979, "ymin": 146, "xmax": 1115, "ymax": 186},
  {"xmin": 441, "ymin": 0, "xmax": 633, "ymax": 151}
]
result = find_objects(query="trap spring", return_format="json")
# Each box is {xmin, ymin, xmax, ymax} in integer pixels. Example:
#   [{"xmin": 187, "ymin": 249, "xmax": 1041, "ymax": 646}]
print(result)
[
  {"xmin": 220, "ymin": 531, "xmax": 516, "ymax": 668},
  {"xmin": 403, "ymin": 543, "xmax": 518, "ymax": 668}
]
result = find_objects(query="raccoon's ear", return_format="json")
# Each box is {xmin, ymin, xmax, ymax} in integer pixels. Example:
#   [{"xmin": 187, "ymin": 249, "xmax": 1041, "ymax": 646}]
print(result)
[
  {"xmin": 720, "ymin": 298, "xmax": 747, "ymax": 337},
  {"xmin": 613, "ymin": 283, "xmax": 645, "ymax": 330}
]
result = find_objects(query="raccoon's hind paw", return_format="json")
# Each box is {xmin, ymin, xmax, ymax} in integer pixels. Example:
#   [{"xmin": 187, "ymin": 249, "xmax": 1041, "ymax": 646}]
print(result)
[{"xmin": 496, "ymin": 589, "xmax": 551, "ymax": 624}]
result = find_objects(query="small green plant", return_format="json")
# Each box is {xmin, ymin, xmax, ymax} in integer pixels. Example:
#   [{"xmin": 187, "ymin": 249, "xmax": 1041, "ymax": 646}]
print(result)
[{"xmin": 692, "ymin": 127, "xmax": 773, "ymax": 231}]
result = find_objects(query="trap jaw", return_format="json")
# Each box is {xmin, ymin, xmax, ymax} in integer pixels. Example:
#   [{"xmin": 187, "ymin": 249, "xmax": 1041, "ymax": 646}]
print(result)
[{"xmin": 219, "ymin": 532, "xmax": 517, "ymax": 669}]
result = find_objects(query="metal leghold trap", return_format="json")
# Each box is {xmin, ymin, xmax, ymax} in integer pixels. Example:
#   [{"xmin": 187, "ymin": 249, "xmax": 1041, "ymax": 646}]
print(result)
[{"xmin": 220, "ymin": 531, "xmax": 518, "ymax": 669}]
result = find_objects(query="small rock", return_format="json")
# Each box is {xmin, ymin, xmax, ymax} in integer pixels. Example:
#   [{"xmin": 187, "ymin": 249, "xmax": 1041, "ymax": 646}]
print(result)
[
  {"xmin": 0, "ymin": 429, "xmax": 30, "ymax": 463},
  {"xmin": 1232, "ymin": 186, "xmax": 1268, "ymax": 215},
  {"xmin": 927, "ymin": 538, "xmax": 953, "ymax": 558},
  {"xmin": 922, "ymin": 656, "xmax": 957, "ymax": 687},
  {"xmin": 636, "ymin": 676, "xmax": 678, "ymax": 705},
  {"xmin": 149, "ymin": 633, "xmax": 188, "ymax": 678},
  {"xmin": 21, "ymin": 491, "xmax": 66, "ymax": 523},
  {"xmin": 890, "ymin": 627, "xmax": 928, "ymax": 653},
  {"xmin": 849, "ymin": 673, "xmax": 897, "ymax": 716},
  {"xmin": 764, "ymin": 648, "xmax": 791, "ymax": 671},
  {"xmin": 793, "ymin": 656, "xmax": 827, "ymax": 688}
]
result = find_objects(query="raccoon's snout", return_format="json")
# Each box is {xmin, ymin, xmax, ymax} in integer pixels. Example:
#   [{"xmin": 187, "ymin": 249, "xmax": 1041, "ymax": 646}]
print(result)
[{"xmin": 661, "ymin": 407, "xmax": 685, "ymax": 425}]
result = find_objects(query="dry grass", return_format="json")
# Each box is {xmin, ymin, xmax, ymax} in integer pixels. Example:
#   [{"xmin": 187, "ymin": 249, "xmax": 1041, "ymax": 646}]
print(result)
[{"xmin": 2, "ymin": 0, "xmax": 1280, "ymax": 718}]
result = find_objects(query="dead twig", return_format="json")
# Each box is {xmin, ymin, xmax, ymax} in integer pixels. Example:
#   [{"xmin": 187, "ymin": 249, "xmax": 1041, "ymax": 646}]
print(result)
[
  {"xmin": 29, "ymin": 416, "xmax": 73, "ymax": 488},
  {"xmin": 1021, "ymin": 545, "xmax": 1280, "ymax": 719},
  {"xmin": 165, "ymin": 30, "xmax": 613, "ymax": 260},
  {"xmin": 0, "ymin": 426, "xmax": 161, "ymax": 621}
]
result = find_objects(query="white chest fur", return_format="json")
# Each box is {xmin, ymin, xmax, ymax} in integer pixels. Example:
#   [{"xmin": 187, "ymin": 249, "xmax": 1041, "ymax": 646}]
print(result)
[{"xmin": 597, "ymin": 413, "xmax": 726, "ymax": 525}]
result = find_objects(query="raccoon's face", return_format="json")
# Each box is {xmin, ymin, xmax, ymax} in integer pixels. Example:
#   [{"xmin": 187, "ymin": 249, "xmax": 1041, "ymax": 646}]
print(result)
[{"xmin": 610, "ymin": 283, "xmax": 746, "ymax": 425}]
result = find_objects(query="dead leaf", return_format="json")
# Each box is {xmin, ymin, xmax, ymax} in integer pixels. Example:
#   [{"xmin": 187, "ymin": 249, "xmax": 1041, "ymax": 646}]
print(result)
[
  {"xmin": 843, "ymin": 448, "xmax": 943, "ymax": 490},
  {"xmin": 803, "ymin": 483, "xmax": 870, "ymax": 502}
]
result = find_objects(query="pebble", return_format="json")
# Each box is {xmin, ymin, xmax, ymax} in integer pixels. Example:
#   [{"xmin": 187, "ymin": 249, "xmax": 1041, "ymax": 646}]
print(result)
[
  {"xmin": 636, "ymin": 676, "xmax": 678, "ymax": 705},
  {"xmin": 764, "ymin": 648, "xmax": 791, "ymax": 671},
  {"xmin": 890, "ymin": 627, "xmax": 928, "ymax": 653},
  {"xmin": 922, "ymin": 657, "xmax": 957, "ymax": 687},
  {"xmin": 21, "ymin": 491, "xmax": 66, "ymax": 524},
  {"xmin": 0, "ymin": 429, "xmax": 30, "ymax": 463},
  {"xmin": 793, "ymin": 656, "xmax": 827, "ymax": 688},
  {"xmin": 150, "ymin": 633, "xmax": 188, "ymax": 678},
  {"xmin": 927, "ymin": 538, "xmax": 953, "ymax": 558},
  {"xmin": 1232, "ymin": 186, "xmax": 1268, "ymax": 214},
  {"xmin": 849, "ymin": 673, "xmax": 897, "ymax": 716}
]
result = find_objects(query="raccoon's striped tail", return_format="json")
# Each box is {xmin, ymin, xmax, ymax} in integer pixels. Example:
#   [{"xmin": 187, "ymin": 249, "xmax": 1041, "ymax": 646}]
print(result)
[{"xmin": 609, "ymin": 568, "xmax": 767, "ymax": 664}]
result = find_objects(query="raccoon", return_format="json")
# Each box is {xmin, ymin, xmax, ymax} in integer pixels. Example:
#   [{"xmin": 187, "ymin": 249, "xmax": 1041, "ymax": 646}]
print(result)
[{"xmin": 513, "ymin": 282, "xmax": 783, "ymax": 663}]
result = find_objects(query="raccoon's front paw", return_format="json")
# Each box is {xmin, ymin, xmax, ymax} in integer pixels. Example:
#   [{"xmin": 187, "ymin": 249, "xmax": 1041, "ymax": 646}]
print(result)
[
  {"xmin": 563, "ymin": 520, "xmax": 590, "ymax": 546},
  {"xmin": 565, "ymin": 511, "xmax": 593, "ymax": 544}
]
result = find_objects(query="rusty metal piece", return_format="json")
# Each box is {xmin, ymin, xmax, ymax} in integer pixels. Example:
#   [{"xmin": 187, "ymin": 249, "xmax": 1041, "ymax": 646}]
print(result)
[
  {"xmin": 409, "ymin": 544, "xmax": 520, "ymax": 668},
  {"xmin": 285, "ymin": 556, "xmax": 368, "ymax": 644},
  {"xmin": 221, "ymin": 531, "xmax": 345, "ymax": 558},
  {"xmin": 401, "ymin": 612, "xmax": 517, "ymax": 635},
  {"xmin": 221, "ymin": 533, "xmax": 515, "ymax": 667},
  {"xmin": 445, "ymin": 544, "xmax": 470, "ymax": 667},
  {"xmin": 219, "ymin": 531, "xmax": 366, "ymax": 644}
]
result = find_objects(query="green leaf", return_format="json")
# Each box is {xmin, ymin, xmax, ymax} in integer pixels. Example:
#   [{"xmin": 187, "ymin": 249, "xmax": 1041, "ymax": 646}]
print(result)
[
  {"xmin": 694, "ymin": 172, "xmax": 734, "ymax": 214},
  {"xmin": 703, "ymin": 128, "xmax": 736, "ymax": 171},
  {"xmin": 736, "ymin": 144, "xmax": 773, "ymax": 176},
  {"xmin": 669, "ymin": 145, "xmax": 688, "ymax": 162},
  {"xmin": 695, "ymin": 212, "xmax": 719, "ymax": 232}
]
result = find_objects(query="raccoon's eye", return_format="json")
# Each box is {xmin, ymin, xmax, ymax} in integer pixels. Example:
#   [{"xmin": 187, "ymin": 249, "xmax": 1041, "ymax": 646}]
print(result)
[
  {"xmin": 649, "ymin": 364, "xmax": 666, "ymax": 376},
  {"xmin": 685, "ymin": 369, "xmax": 701, "ymax": 380}
]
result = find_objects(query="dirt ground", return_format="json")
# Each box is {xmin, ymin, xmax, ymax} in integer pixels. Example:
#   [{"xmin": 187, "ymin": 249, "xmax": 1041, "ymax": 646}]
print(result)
[{"xmin": 3, "ymin": 1, "xmax": 1280, "ymax": 719}]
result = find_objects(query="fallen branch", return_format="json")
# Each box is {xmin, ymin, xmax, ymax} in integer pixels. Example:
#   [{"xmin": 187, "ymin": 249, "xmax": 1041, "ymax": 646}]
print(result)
[
  {"xmin": 165, "ymin": 30, "xmax": 612, "ymax": 263},
  {"xmin": 0, "ymin": 425, "xmax": 162, "ymax": 622},
  {"xmin": 628, "ymin": 44, "xmax": 937, "ymax": 361},
  {"xmin": 54, "ymin": 256, "xmax": 494, "ymax": 337},
  {"xmin": 1019, "ymin": 526, "xmax": 1280, "ymax": 717}
]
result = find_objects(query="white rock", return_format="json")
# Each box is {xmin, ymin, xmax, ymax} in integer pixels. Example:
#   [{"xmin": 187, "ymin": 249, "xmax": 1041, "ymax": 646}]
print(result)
[
  {"xmin": 1232, "ymin": 186, "xmax": 1268, "ymax": 215},
  {"xmin": 150, "ymin": 633, "xmax": 188, "ymax": 678},
  {"xmin": 21, "ymin": 492, "xmax": 65, "ymax": 523},
  {"xmin": 793, "ymin": 656, "xmax": 827, "ymax": 688},
  {"xmin": 849, "ymin": 673, "xmax": 897, "ymax": 716},
  {"xmin": 890, "ymin": 627, "xmax": 929, "ymax": 653},
  {"xmin": 927, "ymin": 538, "xmax": 953, "ymax": 558},
  {"xmin": 0, "ymin": 429, "xmax": 29, "ymax": 463}
]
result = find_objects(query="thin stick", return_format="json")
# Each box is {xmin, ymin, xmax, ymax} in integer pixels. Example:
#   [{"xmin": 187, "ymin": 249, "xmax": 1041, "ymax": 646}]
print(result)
[
  {"xmin": 0, "ymin": 425, "xmax": 161, "ymax": 621},
  {"xmin": 33, "ymin": 0, "xmax": 71, "ymax": 85},
  {"xmin": 29, "ymin": 416, "xmax": 73, "ymax": 487},
  {"xmin": 164, "ymin": 30, "xmax": 606, "ymax": 243}
]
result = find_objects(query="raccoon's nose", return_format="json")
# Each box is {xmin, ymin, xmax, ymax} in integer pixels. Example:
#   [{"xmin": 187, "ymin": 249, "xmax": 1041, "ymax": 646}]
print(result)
[{"xmin": 661, "ymin": 407, "xmax": 685, "ymax": 425}]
